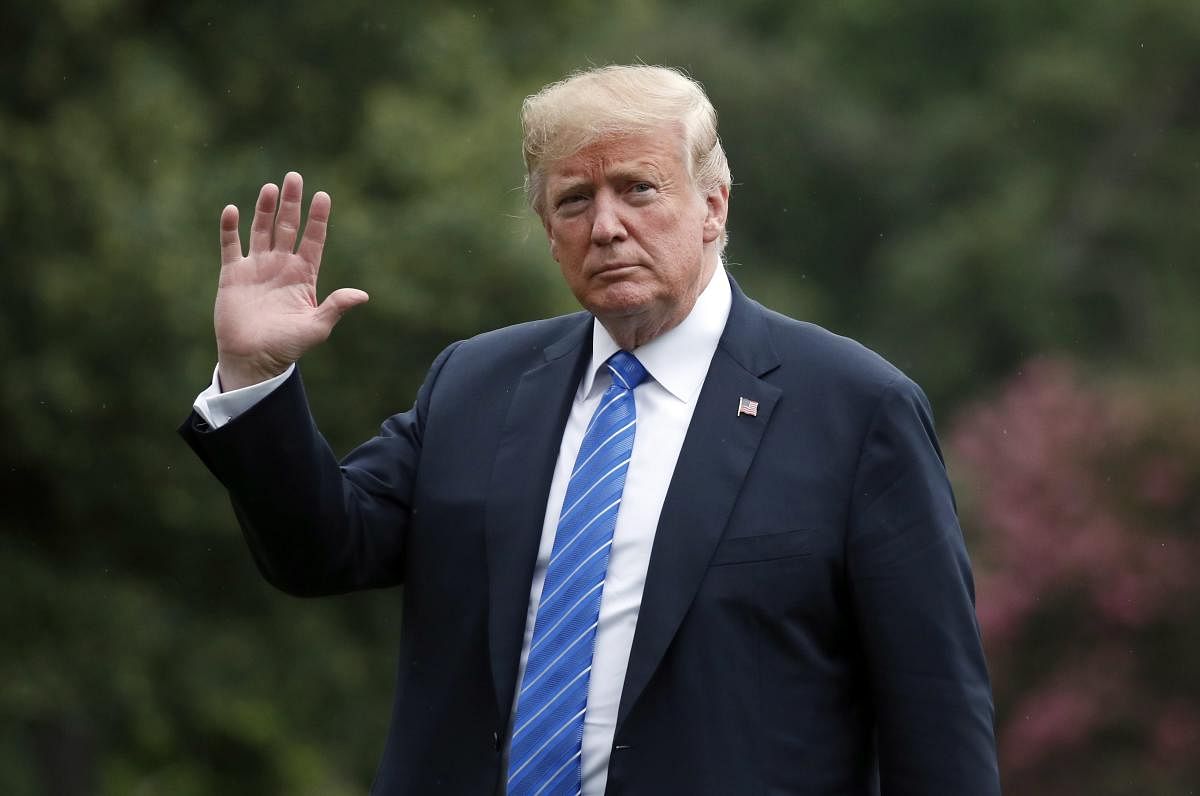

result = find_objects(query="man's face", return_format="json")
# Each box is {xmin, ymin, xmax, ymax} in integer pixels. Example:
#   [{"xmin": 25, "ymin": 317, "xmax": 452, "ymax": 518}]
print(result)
[{"xmin": 542, "ymin": 127, "xmax": 728, "ymax": 340}]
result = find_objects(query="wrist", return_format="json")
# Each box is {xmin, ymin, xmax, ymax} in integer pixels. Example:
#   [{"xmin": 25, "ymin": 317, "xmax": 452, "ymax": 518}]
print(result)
[{"xmin": 217, "ymin": 358, "xmax": 290, "ymax": 392}]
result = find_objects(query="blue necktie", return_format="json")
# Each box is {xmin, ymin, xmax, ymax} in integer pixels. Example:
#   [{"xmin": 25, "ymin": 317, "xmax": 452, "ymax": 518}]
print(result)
[{"xmin": 507, "ymin": 350, "xmax": 648, "ymax": 796}]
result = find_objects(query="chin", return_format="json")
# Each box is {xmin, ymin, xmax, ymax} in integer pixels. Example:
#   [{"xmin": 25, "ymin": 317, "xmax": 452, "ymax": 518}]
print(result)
[{"xmin": 580, "ymin": 280, "xmax": 661, "ymax": 318}]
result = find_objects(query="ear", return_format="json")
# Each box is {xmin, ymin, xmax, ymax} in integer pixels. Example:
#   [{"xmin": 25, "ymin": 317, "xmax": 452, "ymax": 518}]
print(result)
[{"xmin": 701, "ymin": 183, "xmax": 730, "ymax": 244}]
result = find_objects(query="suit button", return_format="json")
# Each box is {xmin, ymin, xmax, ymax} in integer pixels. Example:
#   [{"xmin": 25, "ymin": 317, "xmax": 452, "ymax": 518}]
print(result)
[{"xmin": 493, "ymin": 731, "xmax": 501, "ymax": 752}]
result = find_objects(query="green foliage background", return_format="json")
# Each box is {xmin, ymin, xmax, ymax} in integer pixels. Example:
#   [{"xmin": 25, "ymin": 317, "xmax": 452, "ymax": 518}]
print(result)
[{"xmin": 2, "ymin": 0, "xmax": 1197, "ymax": 792}]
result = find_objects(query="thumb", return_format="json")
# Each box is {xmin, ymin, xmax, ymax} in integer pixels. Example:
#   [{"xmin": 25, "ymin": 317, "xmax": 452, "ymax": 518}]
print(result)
[{"xmin": 315, "ymin": 287, "xmax": 370, "ymax": 329}]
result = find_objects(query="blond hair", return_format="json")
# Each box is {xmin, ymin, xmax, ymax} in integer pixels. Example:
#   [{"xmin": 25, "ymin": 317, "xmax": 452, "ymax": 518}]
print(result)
[{"xmin": 521, "ymin": 65, "xmax": 732, "ymax": 220}]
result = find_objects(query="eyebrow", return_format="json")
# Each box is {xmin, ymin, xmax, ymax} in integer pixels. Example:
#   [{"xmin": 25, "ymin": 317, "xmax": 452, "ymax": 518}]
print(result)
[
  {"xmin": 549, "ymin": 163, "xmax": 665, "ymax": 200},
  {"xmin": 550, "ymin": 179, "xmax": 593, "ymax": 200},
  {"xmin": 609, "ymin": 166, "xmax": 661, "ymax": 184}
]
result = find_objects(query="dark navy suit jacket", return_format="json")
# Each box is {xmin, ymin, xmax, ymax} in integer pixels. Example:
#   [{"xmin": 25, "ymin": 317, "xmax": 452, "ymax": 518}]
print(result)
[{"xmin": 181, "ymin": 278, "xmax": 1001, "ymax": 794}]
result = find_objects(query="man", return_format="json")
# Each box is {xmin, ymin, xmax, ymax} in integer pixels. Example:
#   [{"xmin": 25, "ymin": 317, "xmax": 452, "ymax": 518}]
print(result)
[{"xmin": 182, "ymin": 65, "xmax": 1001, "ymax": 794}]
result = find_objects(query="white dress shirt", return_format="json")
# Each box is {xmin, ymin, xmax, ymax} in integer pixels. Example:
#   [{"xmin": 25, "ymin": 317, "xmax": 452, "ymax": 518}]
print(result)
[
  {"xmin": 193, "ymin": 363, "xmax": 294, "ymax": 427},
  {"xmin": 192, "ymin": 264, "xmax": 732, "ymax": 796},
  {"xmin": 509, "ymin": 265, "xmax": 730, "ymax": 795}
]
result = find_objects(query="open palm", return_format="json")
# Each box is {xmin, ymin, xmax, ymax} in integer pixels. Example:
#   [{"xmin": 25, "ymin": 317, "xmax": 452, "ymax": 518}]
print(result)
[{"xmin": 214, "ymin": 172, "xmax": 368, "ymax": 391}]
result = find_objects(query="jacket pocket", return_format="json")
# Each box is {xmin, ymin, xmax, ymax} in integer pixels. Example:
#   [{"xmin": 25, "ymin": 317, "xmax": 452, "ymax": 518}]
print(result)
[{"xmin": 709, "ymin": 528, "xmax": 813, "ymax": 566}]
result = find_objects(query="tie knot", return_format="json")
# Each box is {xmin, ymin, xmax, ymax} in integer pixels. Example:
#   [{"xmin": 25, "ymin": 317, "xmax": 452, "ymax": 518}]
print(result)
[{"xmin": 606, "ymin": 350, "xmax": 647, "ymax": 391}]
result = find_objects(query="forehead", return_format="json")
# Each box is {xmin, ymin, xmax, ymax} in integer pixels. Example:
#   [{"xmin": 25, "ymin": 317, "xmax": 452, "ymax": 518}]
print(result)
[{"xmin": 547, "ymin": 129, "xmax": 687, "ymax": 183}]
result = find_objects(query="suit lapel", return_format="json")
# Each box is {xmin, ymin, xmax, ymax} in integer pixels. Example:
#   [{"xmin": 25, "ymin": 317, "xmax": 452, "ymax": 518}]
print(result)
[
  {"xmin": 484, "ymin": 316, "xmax": 592, "ymax": 726},
  {"xmin": 616, "ymin": 282, "xmax": 782, "ymax": 730}
]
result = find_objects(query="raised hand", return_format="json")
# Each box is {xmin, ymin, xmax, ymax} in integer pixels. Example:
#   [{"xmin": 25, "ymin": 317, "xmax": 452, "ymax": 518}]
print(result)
[{"xmin": 214, "ymin": 172, "xmax": 369, "ymax": 391}]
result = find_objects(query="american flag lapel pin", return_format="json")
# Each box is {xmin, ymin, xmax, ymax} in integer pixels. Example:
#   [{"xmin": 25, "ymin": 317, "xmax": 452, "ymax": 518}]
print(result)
[{"xmin": 737, "ymin": 396, "xmax": 759, "ymax": 417}]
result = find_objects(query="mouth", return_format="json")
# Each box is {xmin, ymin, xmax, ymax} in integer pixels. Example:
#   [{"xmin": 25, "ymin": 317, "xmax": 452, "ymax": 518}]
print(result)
[{"xmin": 591, "ymin": 262, "xmax": 642, "ymax": 277}]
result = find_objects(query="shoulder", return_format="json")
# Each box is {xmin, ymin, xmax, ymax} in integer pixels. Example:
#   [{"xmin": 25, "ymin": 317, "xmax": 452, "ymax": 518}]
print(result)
[{"xmin": 742, "ymin": 294, "xmax": 917, "ymax": 404}]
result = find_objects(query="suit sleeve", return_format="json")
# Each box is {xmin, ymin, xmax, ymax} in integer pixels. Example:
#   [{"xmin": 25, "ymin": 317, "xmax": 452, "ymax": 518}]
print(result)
[
  {"xmin": 846, "ymin": 377, "xmax": 1001, "ymax": 795},
  {"xmin": 178, "ymin": 342, "xmax": 461, "ymax": 597}
]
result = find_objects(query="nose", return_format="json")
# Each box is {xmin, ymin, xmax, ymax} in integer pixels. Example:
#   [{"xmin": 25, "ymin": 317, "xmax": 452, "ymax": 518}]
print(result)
[{"xmin": 590, "ymin": 192, "xmax": 627, "ymax": 245}]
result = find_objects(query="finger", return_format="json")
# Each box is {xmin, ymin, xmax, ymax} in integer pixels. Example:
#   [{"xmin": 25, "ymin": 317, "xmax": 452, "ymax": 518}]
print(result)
[
  {"xmin": 220, "ymin": 204, "xmax": 242, "ymax": 265},
  {"xmin": 297, "ymin": 190, "xmax": 331, "ymax": 269},
  {"xmin": 273, "ymin": 171, "xmax": 304, "ymax": 253},
  {"xmin": 314, "ymin": 287, "xmax": 370, "ymax": 331},
  {"xmin": 249, "ymin": 182, "xmax": 279, "ymax": 254}
]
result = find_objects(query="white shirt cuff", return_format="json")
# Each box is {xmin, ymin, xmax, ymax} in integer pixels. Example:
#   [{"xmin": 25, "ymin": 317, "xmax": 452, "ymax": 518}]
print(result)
[{"xmin": 192, "ymin": 364, "xmax": 295, "ymax": 429}]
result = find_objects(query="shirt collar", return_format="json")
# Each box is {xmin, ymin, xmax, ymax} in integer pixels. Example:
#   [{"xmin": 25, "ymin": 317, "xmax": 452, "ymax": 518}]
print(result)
[{"xmin": 580, "ymin": 260, "xmax": 732, "ymax": 403}]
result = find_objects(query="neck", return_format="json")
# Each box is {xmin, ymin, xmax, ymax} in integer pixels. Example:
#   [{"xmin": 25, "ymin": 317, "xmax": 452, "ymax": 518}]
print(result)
[{"xmin": 602, "ymin": 313, "xmax": 682, "ymax": 351}]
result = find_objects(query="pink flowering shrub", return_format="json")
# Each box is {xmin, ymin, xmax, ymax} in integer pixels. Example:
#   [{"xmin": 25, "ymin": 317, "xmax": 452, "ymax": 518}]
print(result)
[{"xmin": 949, "ymin": 359, "xmax": 1200, "ymax": 795}]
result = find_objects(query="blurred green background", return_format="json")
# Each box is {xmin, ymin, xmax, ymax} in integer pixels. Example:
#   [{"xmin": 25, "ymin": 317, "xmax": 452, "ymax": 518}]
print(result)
[{"xmin": 3, "ymin": 0, "xmax": 1198, "ymax": 793}]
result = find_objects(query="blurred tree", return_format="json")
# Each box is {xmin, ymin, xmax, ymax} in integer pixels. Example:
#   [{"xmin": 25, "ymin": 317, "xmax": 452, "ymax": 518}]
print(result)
[
  {"xmin": 951, "ymin": 360, "xmax": 1200, "ymax": 796},
  {"xmin": 2, "ymin": 0, "xmax": 1197, "ymax": 791},
  {"xmin": 1, "ymin": 1, "xmax": 567, "ymax": 791}
]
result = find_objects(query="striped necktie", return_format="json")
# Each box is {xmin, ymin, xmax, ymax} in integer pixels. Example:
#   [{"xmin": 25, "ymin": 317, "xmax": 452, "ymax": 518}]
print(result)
[{"xmin": 507, "ymin": 350, "xmax": 648, "ymax": 796}]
